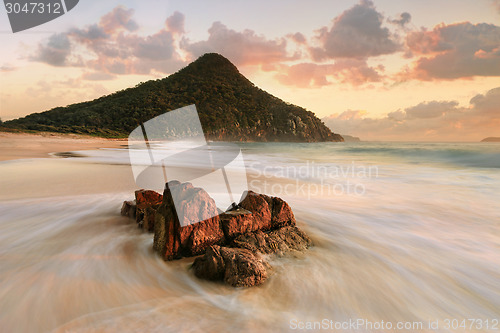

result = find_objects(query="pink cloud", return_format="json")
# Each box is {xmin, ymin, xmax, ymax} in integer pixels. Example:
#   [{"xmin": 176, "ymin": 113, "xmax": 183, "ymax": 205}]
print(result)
[
  {"xmin": 493, "ymin": 0, "xmax": 500, "ymax": 14},
  {"xmin": 310, "ymin": 0, "xmax": 400, "ymax": 60},
  {"xmin": 99, "ymin": 7, "xmax": 138, "ymax": 34},
  {"xmin": 182, "ymin": 22, "xmax": 294, "ymax": 66},
  {"xmin": 166, "ymin": 11, "xmax": 185, "ymax": 35},
  {"xmin": 0, "ymin": 64, "xmax": 16, "ymax": 72},
  {"xmin": 288, "ymin": 32, "xmax": 307, "ymax": 44},
  {"xmin": 30, "ymin": 33, "xmax": 77, "ymax": 67},
  {"xmin": 404, "ymin": 22, "xmax": 500, "ymax": 79},
  {"xmin": 323, "ymin": 87, "xmax": 500, "ymax": 141},
  {"xmin": 30, "ymin": 8, "xmax": 187, "ymax": 78},
  {"xmin": 388, "ymin": 12, "xmax": 412, "ymax": 28},
  {"xmin": 275, "ymin": 59, "xmax": 383, "ymax": 88}
]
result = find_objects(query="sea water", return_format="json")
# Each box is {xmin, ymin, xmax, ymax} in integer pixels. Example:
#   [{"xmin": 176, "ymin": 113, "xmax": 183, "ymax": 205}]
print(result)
[{"xmin": 0, "ymin": 142, "xmax": 499, "ymax": 332}]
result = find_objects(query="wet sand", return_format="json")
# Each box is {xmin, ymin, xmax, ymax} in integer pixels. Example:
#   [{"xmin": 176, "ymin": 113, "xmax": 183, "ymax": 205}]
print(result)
[
  {"xmin": 0, "ymin": 141, "xmax": 499, "ymax": 332},
  {"xmin": 0, "ymin": 132, "xmax": 127, "ymax": 161}
]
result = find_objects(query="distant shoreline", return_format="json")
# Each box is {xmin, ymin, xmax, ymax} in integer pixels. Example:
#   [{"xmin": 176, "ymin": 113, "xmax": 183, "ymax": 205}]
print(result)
[
  {"xmin": 2, "ymin": 130, "xmax": 497, "ymax": 163},
  {"xmin": 0, "ymin": 127, "xmax": 345, "ymax": 144},
  {"xmin": 481, "ymin": 137, "xmax": 500, "ymax": 142},
  {"xmin": 0, "ymin": 132, "xmax": 127, "ymax": 162}
]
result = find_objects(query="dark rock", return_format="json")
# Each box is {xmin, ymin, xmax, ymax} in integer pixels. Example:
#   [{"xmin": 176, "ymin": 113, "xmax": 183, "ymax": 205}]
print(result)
[
  {"xmin": 153, "ymin": 181, "xmax": 225, "ymax": 260},
  {"xmin": 192, "ymin": 245, "xmax": 268, "ymax": 287},
  {"xmin": 120, "ymin": 200, "xmax": 136, "ymax": 219},
  {"xmin": 192, "ymin": 245, "xmax": 226, "ymax": 281},
  {"xmin": 232, "ymin": 226, "xmax": 312, "ymax": 256},
  {"xmin": 135, "ymin": 190, "xmax": 163, "ymax": 232}
]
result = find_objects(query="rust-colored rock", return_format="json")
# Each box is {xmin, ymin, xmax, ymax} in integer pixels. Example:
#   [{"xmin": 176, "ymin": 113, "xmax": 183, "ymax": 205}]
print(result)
[
  {"xmin": 153, "ymin": 181, "xmax": 224, "ymax": 260},
  {"xmin": 192, "ymin": 245, "xmax": 268, "ymax": 287},
  {"xmin": 238, "ymin": 191, "xmax": 272, "ymax": 227},
  {"xmin": 269, "ymin": 196, "xmax": 296, "ymax": 229},
  {"xmin": 135, "ymin": 189, "xmax": 163, "ymax": 207},
  {"xmin": 135, "ymin": 189, "xmax": 163, "ymax": 232},
  {"xmin": 220, "ymin": 207, "xmax": 270, "ymax": 240},
  {"xmin": 172, "ymin": 184, "xmax": 219, "ymax": 226},
  {"xmin": 232, "ymin": 226, "xmax": 312, "ymax": 256},
  {"xmin": 238, "ymin": 190, "xmax": 295, "ymax": 230},
  {"xmin": 152, "ymin": 186, "xmax": 300, "ymax": 260},
  {"xmin": 122, "ymin": 182, "xmax": 312, "ymax": 288}
]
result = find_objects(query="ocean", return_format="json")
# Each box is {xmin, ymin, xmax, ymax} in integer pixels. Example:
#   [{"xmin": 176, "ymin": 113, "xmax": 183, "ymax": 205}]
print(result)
[{"xmin": 0, "ymin": 142, "xmax": 499, "ymax": 332}]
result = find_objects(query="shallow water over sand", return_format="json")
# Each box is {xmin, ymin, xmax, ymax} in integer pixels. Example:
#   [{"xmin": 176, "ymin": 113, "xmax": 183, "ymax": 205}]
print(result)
[{"xmin": 0, "ymin": 142, "xmax": 499, "ymax": 332}]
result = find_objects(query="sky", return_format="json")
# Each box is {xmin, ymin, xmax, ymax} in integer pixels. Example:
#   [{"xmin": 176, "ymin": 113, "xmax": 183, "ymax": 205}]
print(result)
[{"xmin": 0, "ymin": 0, "xmax": 499, "ymax": 141}]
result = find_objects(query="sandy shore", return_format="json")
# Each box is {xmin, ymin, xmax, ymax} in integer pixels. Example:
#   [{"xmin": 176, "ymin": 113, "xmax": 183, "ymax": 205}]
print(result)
[{"xmin": 0, "ymin": 132, "xmax": 128, "ymax": 161}]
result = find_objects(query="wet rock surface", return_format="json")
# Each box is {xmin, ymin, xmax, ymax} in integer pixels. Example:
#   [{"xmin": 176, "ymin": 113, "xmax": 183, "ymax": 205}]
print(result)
[
  {"xmin": 135, "ymin": 189, "xmax": 163, "ymax": 232},
  {"xmin": 120, "ymin": 200, "xmax": 136, "ymax": 219},
  {"xmin": 220, "ymin": 207, "xmax": 266, "ymax": 240},
  {"xmin": 231, "ymin": 226, "xmax": 312, "ymax": 256},
  {"xmin": 192, "ymin": 245, "xmax": 269, "ymax": 287},
  {"xmin": 153, "ymin": 181, "xmax": 224, "ymax": 260},
  {"xmin": 121, "ymin": 182, "xmax": 312, "ymax": 287}
]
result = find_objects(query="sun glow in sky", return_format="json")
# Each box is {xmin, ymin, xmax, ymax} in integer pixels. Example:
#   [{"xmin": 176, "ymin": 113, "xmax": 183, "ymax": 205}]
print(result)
[{"xmin": 1, "ymin": 0, "xmax": 499, "ymax": 141}]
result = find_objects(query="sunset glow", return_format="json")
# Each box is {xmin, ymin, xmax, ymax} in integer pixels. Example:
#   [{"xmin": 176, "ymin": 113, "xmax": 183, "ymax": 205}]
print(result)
[{"xmin": 1, "ymin": 0, "xmax": 499, "ymax": 141}]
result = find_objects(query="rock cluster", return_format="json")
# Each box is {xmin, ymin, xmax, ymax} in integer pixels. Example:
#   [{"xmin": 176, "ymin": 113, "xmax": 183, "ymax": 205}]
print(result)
[
  {"xmin": 121, "ymin": 181, "xmax": 312, "ymax": 287},
  {"xmin": 120, "ymin": 189, "xmax": 162, "ymax": 232}
]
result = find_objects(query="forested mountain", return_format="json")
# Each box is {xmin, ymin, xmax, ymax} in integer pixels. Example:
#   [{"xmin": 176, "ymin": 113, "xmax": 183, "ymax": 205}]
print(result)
[{"xmin": 3, "ymin": 53, "xmax": 343, "ymax": 142}]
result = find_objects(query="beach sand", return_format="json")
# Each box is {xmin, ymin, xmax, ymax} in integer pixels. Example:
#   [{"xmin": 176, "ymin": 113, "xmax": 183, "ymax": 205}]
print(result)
[
  {"xmin": 0, "ymin": 132, "xmax": 127, "ymax": 161},
  {"xmin": 0, "ymin": 132, "xmax": 134, "ymax": 200},
  {"xmin": 1, "ymin": 138, "xmax": 499, "ymax": 332}
]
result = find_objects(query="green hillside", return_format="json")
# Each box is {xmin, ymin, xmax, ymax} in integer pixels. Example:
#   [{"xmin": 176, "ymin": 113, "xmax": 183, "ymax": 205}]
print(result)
[{"xmin": 3, "ymin": 53, "xmax": 343, "ymax": 142}]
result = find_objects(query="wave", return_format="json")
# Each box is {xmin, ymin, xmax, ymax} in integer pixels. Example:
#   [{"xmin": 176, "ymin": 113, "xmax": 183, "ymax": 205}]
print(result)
[
  {"xmin": 327, "ymin": 143, "xmax": 500, "ymax": 168},
  {"xmin": 1, "ymin": 142, "xmax": 500, "ymax": 331}
]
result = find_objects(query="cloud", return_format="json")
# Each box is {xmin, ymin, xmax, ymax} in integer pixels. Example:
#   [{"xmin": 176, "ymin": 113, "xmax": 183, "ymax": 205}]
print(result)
[
  {"xmin": 182, "ymin": 22, "xmax": 294, "ymax": 66},
  {"xmin": 493, "ymin": 0, "xmax": 500, "ymax": 14},
  {"xmin": 288, "ymin": 32, "xmax": 307, "ymax": 44},
  {"xmin": 30, "ymin": 8, "xmax": 186, "ymax": 76},
  {"xmin": 70, "ymin": 24, "xmax": 108, "ymax": 41},
  {"xmin": 26, "ymin": 3, "xmax": 401, "ymax": 87},
  {"xmin": 310, "ymin": 0, "xmax": 400, "ymax": 60},
  {"xmin": 275, "ymin": 59, "xmax": 383, "ymax": 88},
  {"xmin": 31, "ymin": 8, "xmax": 295, "ymax": 75},
  {"xmin": 405, "ymin": 101, "xmax": 459, "ymax": 119},
  {"xmin": 322, "ymin": 87, "xmax": 500, "ymax": 141},
  {"xmin": 166, "ymin": 11, "xmax": 185, "ymax": 34},
  {"xmin": 275, "ymin": 63, "xmax": 332, "ymax": 88},
  {"xmin": 31, "ymin": 33, "xmax": 73, "ymax": 66},
  {"xmin": 405, "ymin": 22, "xmax": 500, "ymax": 79},
  {"xmin": 81, "ymin": 72, "xmax": 116, "ymax": 81},
  {"xmin": 333, "ymin": 59, "xmax": 384, "ymax": 85},
  {"xmin": 470, "ymin": 86, "xmax": 500, "ymax": 116},
  {"xmin": 133, "ymin": 30, "xmax": 176, "ymax": 61},
  {"xmin": 99, "ymin": 7, "xmax": 138, "ymax": 33},
  {"xmin": 388, "ymin": 12, "xmax": 411, "ymax": 28},
  {"xmin": 25, "ymin": 78, "xmax": 109, "ymax": 102},
  {"xmin": 0, "ymin": 64, "xmax": 16, "ymax": 72}
]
